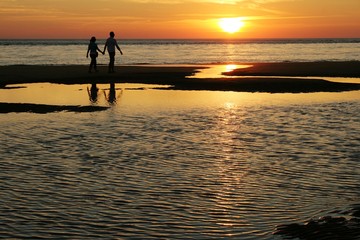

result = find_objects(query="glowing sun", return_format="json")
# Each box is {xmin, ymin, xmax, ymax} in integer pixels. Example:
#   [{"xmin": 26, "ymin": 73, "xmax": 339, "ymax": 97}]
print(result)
[{"xmin": 218, "ymin": 18, "xmax": 245, "ymax": 34}]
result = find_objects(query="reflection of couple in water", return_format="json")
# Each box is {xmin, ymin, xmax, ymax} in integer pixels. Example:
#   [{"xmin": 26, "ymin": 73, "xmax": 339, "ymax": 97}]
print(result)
[
  {"xmin": 104, "ymin": 83, "xmax": 118, "ymax": 104},
  {"xmin": 87, "ymin": 83, "xmax": 123, "ymax": 104},
  {"xmin": 88, "ymin": 83, "xmax": 99, "ymax": 103}
]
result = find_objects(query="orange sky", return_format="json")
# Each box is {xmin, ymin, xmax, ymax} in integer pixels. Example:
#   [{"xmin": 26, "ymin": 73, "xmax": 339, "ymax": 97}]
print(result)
[{"xmin": 0, "ymin": 0, "xmax": 359, "ymax": 39}]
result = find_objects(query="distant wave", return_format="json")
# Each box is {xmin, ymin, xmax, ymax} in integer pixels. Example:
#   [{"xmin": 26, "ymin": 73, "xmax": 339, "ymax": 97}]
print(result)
[
  {"xmin": 1, "ymin": 38, "xmax": 360, "ymax": 65},
  {"xmin": 1, "ymin": 38, "xmax": 360, "ymax": 46}
]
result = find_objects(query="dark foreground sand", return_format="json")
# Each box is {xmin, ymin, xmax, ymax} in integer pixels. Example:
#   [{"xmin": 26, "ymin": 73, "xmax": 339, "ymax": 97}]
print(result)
[
  {"xmin": 1, "ymin": 62, "xmax": 360, "ymax": 93},
  {"xmin": 274, "ymin": 204, "xmax": 360, "ymax": 239},
  {"xmin": 0, "ymin": 103, "xmax": 109, "ymax": 114}
]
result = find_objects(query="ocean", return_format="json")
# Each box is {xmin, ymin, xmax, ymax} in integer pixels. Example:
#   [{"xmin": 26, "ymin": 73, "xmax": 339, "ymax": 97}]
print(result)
[
  {"xmin": 1, "ymin": 39, "xmax": 360, "ymax": 239},
  {"xmin": 1, "ymin": 38, "xmax": 360, "ymax": 65}
]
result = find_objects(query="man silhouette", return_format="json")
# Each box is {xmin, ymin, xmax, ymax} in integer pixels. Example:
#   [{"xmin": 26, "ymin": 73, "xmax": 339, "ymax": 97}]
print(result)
[{"xmin": 103, "ymin": 31, "xmax": 123, "ymax": 73}]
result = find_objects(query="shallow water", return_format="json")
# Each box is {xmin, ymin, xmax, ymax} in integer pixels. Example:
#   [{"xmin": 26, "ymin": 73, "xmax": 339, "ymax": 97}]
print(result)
[{"xmin": 0, "ymin": 84, "xmax": 360, "ymax": 239}]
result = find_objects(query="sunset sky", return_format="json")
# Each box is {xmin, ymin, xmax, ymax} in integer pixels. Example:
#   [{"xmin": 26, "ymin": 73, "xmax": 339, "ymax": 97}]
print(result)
[{"xmin": 0, "ymin": 0, "xmax": 359, "ymax": 39}]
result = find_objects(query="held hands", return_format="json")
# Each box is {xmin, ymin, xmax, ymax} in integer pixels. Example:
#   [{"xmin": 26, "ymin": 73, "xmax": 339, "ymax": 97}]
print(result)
[{"xmin": 87, "ymin": 51, "xmax": 121, "ymax": 56}]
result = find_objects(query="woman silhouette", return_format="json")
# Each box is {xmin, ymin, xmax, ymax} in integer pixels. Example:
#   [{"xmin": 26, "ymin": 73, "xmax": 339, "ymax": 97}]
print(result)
[{"xmin": 86, "ymin": 36, "xmax": 104, "ymax": 73}]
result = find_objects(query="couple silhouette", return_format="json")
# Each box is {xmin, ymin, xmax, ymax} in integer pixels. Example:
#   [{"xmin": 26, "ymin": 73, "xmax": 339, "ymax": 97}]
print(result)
[{"xmin": 86, "ymin": 31, "xmax": 123, "ymax": 73}]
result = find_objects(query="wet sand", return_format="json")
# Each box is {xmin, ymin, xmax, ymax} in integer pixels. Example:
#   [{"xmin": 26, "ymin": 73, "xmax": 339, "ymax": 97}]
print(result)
[
  {"xmin": 224, "ymin": 61, "xmax": 360, "ymax": 77},
  {"xmin": 0, "ymin": 62, "xmax": 360, "ymax": 93},
  {"xmin": 0, "ymin": 61, "xmax": 360, "ymax": 93},
  {"xmin": 0, "ymin": 102, "xmax": 109, "ymax": 114},
  {"xmin": 0, "ymin": 65, "xmax": 201, "ymax": 86}
]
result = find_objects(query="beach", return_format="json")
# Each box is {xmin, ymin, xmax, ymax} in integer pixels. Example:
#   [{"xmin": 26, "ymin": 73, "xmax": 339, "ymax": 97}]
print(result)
[
  {"xmin": 1, "ymin": 61, "xmax": 360, "ymax": 117},
  {"xmin": 1, "ymin": 80, "xmax": 359, "ymax": 239},
  {"xmin": 1, "ymin": 60, "xmax": 360, "ymax": 238},
  {"xmin": 1, "ymin": 61, "xmax": 360, "ymax": 93},
  {"xmin": 1, "ymin": 5, "xmax": 360, "ymax": 237}
]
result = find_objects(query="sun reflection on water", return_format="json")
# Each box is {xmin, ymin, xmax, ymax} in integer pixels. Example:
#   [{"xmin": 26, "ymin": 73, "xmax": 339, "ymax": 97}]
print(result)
[
  {"xmin": 189, "ymin": 64, "xmax": 252, "ymax": 78},
  {"xmin": 209, "ymin": 102, "xmax": 255, "ymax": 233},
  {"xmin": 224, "ymin": 64, "xmax": 239, "ymax": 73}
]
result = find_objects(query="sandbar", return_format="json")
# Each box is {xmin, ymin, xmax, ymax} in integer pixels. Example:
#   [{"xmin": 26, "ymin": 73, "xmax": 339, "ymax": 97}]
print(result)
[
  {"xmin": 0, "ymin": 102, "xmax": 109, "ymax": 114},
  {"xmin": 225, "ymin": 61, "xmax": 360, "ymax": 77},
  {"xmin": 1, "ymin": 62, "xmax": 360, "ymax": 93}
]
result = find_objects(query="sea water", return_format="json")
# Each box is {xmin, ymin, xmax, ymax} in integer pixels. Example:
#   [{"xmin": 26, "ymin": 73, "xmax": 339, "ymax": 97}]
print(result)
[
  {"xmin": 0, "ymin": 39, "xmax": 360, "ymax": 239},
  {"xmin": 1, "ymin": 83, "xmax": 359, "ymax": 239},
  {"xmin": 0, "ymin": 38, "xmax": 360, "ymax": 65}
]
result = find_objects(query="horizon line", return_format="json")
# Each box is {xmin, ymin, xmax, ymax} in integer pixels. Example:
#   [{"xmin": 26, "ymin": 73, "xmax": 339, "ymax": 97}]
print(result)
[{"xmin": 1, "ymin": 37, "xmax": 360, "ymax": 40}]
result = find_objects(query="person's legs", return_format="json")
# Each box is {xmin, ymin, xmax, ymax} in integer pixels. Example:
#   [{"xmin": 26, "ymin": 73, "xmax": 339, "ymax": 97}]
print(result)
[
  {"xmin": 108, "ymin": 52, "xmax": 115, "ymax": 73},
  {"xmin": 92, "ymin": 56, "xmax": 98, "ymax": 72},
  {"xmin": 89, "ymin": 54, "xmax": 97, "ymax": 72},
  {"xmin": 89, "ymin": 59, "xmax": 94, "ymax": 72},
  {"xmin": 90, "ymin": 55, "xmax": 97, "ymax": 72}
]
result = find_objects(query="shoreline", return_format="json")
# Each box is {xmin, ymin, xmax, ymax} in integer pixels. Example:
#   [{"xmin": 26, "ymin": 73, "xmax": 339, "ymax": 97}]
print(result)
[{"xmin": 1, "ymin": 62, "xmax": 360, "ymax": 93}]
